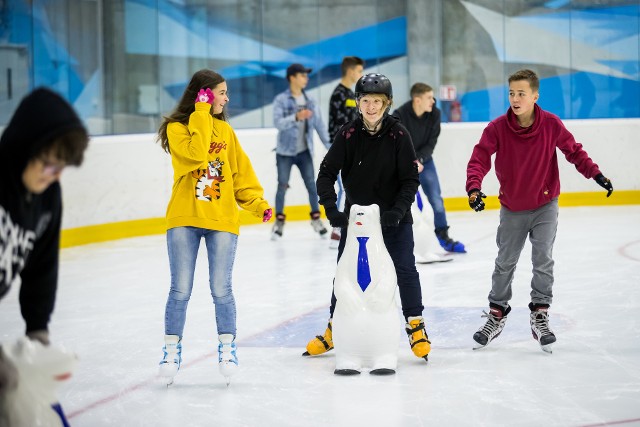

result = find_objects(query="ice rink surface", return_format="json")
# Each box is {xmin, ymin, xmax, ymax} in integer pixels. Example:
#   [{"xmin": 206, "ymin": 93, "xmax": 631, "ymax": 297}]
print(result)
[{"xmin": 1, "ymin": 205, "xmax": 640, "ymax": 427}]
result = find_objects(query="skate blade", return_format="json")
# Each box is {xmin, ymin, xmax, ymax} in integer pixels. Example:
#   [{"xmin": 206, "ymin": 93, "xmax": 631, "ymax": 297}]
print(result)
[
  {"xmin": 159, "ymin": 376, "xmax": 175, "ymax": 387},
  {"xmin": 472, "ymin": 343, "xmax": 488, "ymax": 350},
  {"xmin": 541, "ymin": 344, "xmax": 553, "ymax": 354},
  {"xmin": 416, "ymin": 258, "xmax": 454, "ymax": 264}
]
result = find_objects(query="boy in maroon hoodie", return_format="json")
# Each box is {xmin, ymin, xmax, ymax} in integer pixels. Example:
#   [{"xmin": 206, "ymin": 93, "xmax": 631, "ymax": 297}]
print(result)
[{"xmin": 465, "ymin": 69, "xmax": 613, "ymax": 353}]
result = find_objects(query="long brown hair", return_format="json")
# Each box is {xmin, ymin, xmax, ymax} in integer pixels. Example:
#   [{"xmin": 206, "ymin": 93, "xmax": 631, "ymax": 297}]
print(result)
[{"xmin": 157, "ymin": 69, "xmax": 227, "ymax": 153}]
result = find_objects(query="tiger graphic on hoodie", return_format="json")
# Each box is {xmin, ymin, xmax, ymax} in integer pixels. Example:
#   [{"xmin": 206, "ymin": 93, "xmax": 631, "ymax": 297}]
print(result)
[{"xmin": 192, "ymin": 157, "xmax": 225, "ymax": 201}]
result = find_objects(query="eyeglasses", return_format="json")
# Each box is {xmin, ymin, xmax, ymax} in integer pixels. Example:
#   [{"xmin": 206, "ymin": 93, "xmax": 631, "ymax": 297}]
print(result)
[{"xmin": 39, "ymin": 158, "xmax": 66, "ymax": 175}]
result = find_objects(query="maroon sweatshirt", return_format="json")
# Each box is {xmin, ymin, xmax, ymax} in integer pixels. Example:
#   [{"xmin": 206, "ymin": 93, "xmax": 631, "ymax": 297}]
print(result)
[{"xmin": 466, "ymin": 104, "xmax": 601, "ymax": 212}]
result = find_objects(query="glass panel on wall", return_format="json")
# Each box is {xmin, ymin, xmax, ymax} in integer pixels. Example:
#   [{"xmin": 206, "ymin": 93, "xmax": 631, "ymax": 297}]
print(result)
[
  {"xmin": 314, "ymin": 0, "xmax": 408, "ymax": 123},
  {"xmin": 569, "ymin": 3, "xmax": 640, "ymax": 118},
  {"xmin": 210, "ymin": 1, "xmax": 263, "ymax": 126},
  {"xmin": 442, "ymin": 0, "xmax": 640, "ymax": 122},
  {"xmin": 442, "ymin": 0, "xmax": 504, "ymax": 122},
  {"xmin": 259, "ymin": 0, "xmax": 324, "ymax": 129},
  {"xmin": 0, "ymin": 0, "xmax": 32, "ymax": 125},
  {"xmin": 0, "ymin": 0, "xmax": 103, "ymax": 133},
  {"xmin": 1, "ymin": 0, "xmax": 638, "ymax": 134},
  {"xmin": 503, "ymin": 2, "xmax": 572, "ymax": 119}
]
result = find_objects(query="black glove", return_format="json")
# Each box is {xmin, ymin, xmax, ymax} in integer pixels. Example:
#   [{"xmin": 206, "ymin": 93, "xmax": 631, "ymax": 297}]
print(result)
[
  {"xmin": 468, "ymin": 189, "xmax": 487, "ymax": 212},
  {"xmin": 381, "ymin": 209, "xmax": 403, "ymax": 227},
  {"xmin": 594, "ymin": 174, "xmax": 613, "ymax": 197},
  {"xmin": 324, "ymin": 206, "xmax": 348, "ymax": 228}
]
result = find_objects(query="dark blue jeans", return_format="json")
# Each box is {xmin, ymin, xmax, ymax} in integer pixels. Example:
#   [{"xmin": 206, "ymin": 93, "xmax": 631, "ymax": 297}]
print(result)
[
  {"xmin": 275, "ymin": 151, "xmax": 320, "ymax": 215},
  {"xmin": 419, "ymin": 158, "xmax": 448, "ymax": 230},
  {"xmin": 329, "ymin": 222, "xmax": 424, "ymax": 320}
]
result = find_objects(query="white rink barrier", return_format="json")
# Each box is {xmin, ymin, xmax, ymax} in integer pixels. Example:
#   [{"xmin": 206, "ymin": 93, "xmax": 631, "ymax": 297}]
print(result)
[{"xmin": 60, "ymin": 119, "xmax": 640, "ymax": 232}]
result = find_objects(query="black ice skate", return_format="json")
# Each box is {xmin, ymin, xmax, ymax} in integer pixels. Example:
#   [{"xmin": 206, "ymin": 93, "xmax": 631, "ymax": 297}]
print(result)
[
  {"xmin": 529, "ymin": 303, "xmax": 556, "ymax": 353},
  {"xmin": 473, "ymin": 305, "xmax": 511, "ymax": 349}
]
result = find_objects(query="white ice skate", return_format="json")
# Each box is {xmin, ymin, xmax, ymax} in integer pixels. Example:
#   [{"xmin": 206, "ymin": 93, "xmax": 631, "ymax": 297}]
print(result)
[
  {"xmin": 158, "ymin": 335, "xmax": 181, "ymax": 386},
  {"xmin": 218, "ymin": 334, "xmax": 238, "ymax": 386}
]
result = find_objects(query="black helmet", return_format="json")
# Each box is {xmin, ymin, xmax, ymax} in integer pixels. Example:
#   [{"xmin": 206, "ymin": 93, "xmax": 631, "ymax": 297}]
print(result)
[{"xmin": 355, "ymin": 73, "xmax": 393, "ymax": 99}]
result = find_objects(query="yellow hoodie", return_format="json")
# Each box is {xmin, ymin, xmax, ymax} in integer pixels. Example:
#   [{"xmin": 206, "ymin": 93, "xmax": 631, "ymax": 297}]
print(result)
[{"xmin": 166, "ymin": 102, "xmax": 270, "ymax": 234}]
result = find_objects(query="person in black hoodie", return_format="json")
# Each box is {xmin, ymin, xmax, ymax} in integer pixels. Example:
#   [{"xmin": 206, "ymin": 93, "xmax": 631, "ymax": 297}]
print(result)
[
  {"xmin": 303, "ymin": 74, "xmax": 431, "ymax": 365},
  {"xmin": 393, "ymin": 82, "xmax": 466, "ymax": 253},
  {"xmin": 0, "ymin": 88, "xmax": 89, "ymax": 411}
]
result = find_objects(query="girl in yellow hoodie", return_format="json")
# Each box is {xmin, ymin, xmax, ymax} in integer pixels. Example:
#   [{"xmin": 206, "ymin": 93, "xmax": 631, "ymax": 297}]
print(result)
[{"xmin": 156, "ymin": 69, "xmax": 272, "ymax": 385}]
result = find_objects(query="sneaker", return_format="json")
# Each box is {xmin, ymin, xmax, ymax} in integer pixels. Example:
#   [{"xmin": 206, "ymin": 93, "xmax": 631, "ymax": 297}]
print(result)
[
  {"xmin": 329, "ymin": 228, "xmax": 341, "ymax": 249},
  {"xmin": 435, "ymin": 226, "xmax": 466, "ymax": 253},
  {"xmin": 271, "ymin": 214, "xmax": 285, "ymax": 240},
  {"xmin": 158, "ymin": 335, "xmax": 182, "ymax": 383},
  {"xmin": 218, "ymin": 334, "xmax": 238, "ymax": 382},
  {"xmin": 473, "ymin": 305, "xmax": 511, "ymax": 349},
  {"xmin": 405, "ymin": 316, "xmax": 431, "ymax": 361},
  {"xmin": 529, "ymin": 303, "xmax": 556, "ymax": 351},
  {"xmin": 310, "ymin": 212, "xmax": 328, "ymax": 238},
  {"xmin": 302, "ymin": 319, "xmax": 333, "ymax": 356}
]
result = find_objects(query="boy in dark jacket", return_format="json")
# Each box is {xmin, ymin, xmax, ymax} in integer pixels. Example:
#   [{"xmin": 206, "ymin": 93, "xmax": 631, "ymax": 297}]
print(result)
[
  {"xmin": 393, "ymin": 82, "xmax": 465, "ymax": 253},
  {"xmin": 466, "ymin": 69, "xmax": 613, "ymax": 353},
  {"xmin": 326, "ymin": 56, "xmax": 365, "ymax": 248},
  {"xmin": 0, "ymin": 88, "xmax": 89, "ymax": 408},
  {"xmin": 304, "ymin": 74, "xmax": 431, "ymax": 365}
]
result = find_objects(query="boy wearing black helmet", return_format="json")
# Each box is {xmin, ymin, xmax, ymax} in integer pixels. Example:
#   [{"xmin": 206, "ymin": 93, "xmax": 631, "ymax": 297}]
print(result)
[{"xmin": 304, "ymin": 73, "xmax": 431, "ymax": 365}]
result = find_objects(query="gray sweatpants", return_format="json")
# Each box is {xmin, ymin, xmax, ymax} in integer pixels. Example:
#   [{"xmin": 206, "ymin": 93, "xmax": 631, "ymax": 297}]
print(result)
[{"xmin": 489, "ymin": 199, "xmax": 559, "ymax": 309}]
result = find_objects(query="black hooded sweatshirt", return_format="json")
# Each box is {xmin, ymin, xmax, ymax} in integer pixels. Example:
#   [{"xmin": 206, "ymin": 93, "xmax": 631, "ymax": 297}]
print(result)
[
  {"xmin": 0, "ymin": 88, "xmax": 86, "ymax": 333},
  {"xmin": 317, "ymin": 115, "xmax": 419, "ymax": 223},
  {"xmin": 392, "ymin": 100, "xmax": 441, "ymax": 164}
]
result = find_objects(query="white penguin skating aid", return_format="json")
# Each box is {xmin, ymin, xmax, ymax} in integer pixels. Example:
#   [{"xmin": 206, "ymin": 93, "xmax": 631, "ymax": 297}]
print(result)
[
  {"xmin": 1, "ymin": 337, "xmax": 77, "ymax": 427},
  {"xmin": 412, "ymin": 190, "xmax": 452, "ymax": 264},
  {"xmin": 331, "ymin": 204, "xmax": 401, "ymax": 375}
]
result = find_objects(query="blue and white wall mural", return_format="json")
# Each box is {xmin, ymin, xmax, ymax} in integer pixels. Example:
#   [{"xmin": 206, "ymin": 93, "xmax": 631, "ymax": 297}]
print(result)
[{"xmin": 0, "ymin": 0, "xmax": 638, "ymax": 134}]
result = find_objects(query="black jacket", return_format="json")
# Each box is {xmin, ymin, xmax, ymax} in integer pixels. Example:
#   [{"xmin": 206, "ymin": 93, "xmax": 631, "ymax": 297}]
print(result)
[
  {"xmin": 328, "ymin": 83, "xmax": 358, "ymax": 142},
  {"xmin": 0, "ymin": 88, "xmax": 85, "ymax": 333},
  {"xmin": 392, "ymin": 101, "xmax": 441, "ymax": 164},
  {"xmin": 317, "ymin": 115, "xmax": 419, "ymax": 223}
]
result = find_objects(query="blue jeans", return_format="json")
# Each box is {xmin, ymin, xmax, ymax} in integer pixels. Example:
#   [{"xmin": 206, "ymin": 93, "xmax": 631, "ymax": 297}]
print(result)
[
  {"xmin": 419, "ymin": 159, "xmax": 448, "ymax": 230},
  {"xmin": 165, "ymin": 226, "xmax": 238, "ymax": 338},
  {"xmin": 275, "ymin": 151, "xmax": 320, "ymax": 215}
]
